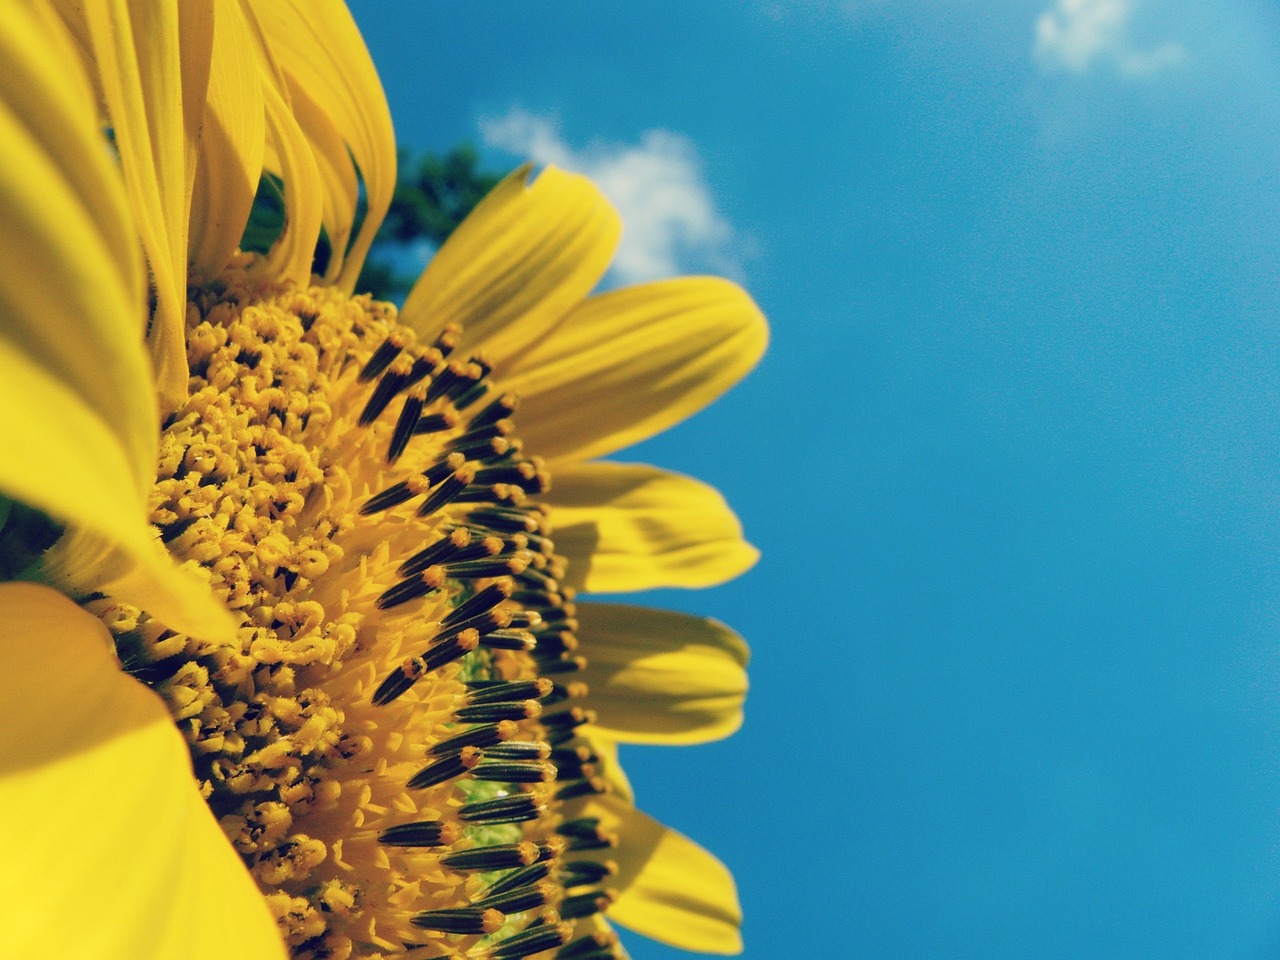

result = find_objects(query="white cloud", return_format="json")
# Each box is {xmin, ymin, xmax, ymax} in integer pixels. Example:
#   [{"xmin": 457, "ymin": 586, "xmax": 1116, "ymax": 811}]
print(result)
[
  {"xmin": 1034, "ymin": 0, "xmax": 1185, "ymax": 77},
  {"xmin": 480, "ymin": 109, "xmax": 741, "ymax": 286}
]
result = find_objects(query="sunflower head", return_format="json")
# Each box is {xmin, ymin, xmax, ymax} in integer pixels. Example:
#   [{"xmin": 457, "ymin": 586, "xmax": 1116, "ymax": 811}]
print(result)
[{"xmin": 0, "ymin": 3, "xmax": 766, "ymax": 959}]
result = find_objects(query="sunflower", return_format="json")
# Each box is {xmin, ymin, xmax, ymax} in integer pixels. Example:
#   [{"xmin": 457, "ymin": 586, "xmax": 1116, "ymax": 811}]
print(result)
[{"xmin": 0, "ymin": 3, "xmax": 766, "ymax": 959}]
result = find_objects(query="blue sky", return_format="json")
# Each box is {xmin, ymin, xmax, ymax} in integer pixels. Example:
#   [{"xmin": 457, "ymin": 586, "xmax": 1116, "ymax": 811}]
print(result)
[{"xmin": 350, "ymin": 2, "xmax": 1280, "ymax": 957}]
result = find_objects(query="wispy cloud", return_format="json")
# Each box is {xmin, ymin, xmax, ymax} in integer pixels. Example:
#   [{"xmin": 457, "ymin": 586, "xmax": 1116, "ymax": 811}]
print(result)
[
  {"xmin": 1034, "ymin": 0, "xmax": 1185, "ymax": 77},
  {"xmin": 480, "ymin": 109, "xmax": 742, "ymax": 286}
]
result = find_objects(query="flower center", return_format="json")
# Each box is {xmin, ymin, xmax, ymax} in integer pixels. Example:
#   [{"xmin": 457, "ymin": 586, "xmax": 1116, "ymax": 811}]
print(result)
[{"xmin": 92, "ymin": 276, "xmax": 622, "ymax": 960}]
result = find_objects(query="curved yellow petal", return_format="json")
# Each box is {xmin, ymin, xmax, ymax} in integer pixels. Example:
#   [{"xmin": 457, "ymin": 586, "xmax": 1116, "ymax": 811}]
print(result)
[
  {"xmin": 576, "ymin": 603, "xmax": 749, "ymax": 745},
  {"xmin": 0, "ymin": 584, "xmax": 286, "ymax": 960},
  {"xmin": 189, "ymin": 0, "xmax": 264, "ymax": 281},
  {"xmin": 547, "ymin": 462, "xmax": 758, "ymax": 592},
  {"xmin": 400, "ymin": 165, "xmax": 621, "ymax": 368},
  {"xmin": 0, "ymin": 3, "xmax": 234, "ymax": 642},
  {"xmin": 503, "ymin": 277, "xmax": 768, "ymax": 463},
  {"xmin": 285, "ymin": 78, "xmax": 360, "ymax": 285},
  {"xmin": 81, "ymin": 0, "xmax": 213, "ymax": 413},
  {"xmin": 248, "ymin": 0, "xmax": 395, "ymax": 290},
  {"xmin": 0, "ymin": 0, "xmax": 149, "ymax": 486},
  {"xmin": 577, "ymin": 793, "xmax": 742, "ymax": 955},
  {"xmin": 254, "ymin": 58, "xmax": 324, "ymax": 288}
]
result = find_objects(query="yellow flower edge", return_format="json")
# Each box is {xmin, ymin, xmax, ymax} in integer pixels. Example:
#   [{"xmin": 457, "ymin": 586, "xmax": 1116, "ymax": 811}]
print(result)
[
  {"xmin": 0, "ymin": 583, "xmax": 286, "ymax": 960},
  {"xmin": 0, "ymin": 2, "xmax": 767, "ymax": 956}
]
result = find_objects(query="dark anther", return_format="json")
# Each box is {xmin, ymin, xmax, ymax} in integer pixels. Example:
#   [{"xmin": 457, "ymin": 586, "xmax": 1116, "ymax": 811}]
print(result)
[
  {"xmin": 415, "ymin": 468, "xmax": 474, "ymax": 516},
  {"xmin": 423, "ymin": 450, "xmax": 467, "ymax": 485},
  {"xmin": 375, "ymin": 571, "xmax": 441, "ymax": 610},
  {"xmin": 412, "ymin": 410, "xmax": 458, "ymax": 435},
  {"xmin": 446, "ymin": 607, "xmax": 513, "ymax": 640},
  {"xmin": 482, "ymin": 740, "xmax": 551, "ymax": 761},
  {"xmin": 447, "ymin": 419, "xmax": 513, "ymax": 453},
  {"xmin": 409, "ymin": 907, "xmax": 503, "ymax": 935},
  {"xmin": 454, "ymin": 699, "xmax": 542, "ymax": 724},
  {"xmin": 478, "ymin": 860, "xmax": 552, "ymax": 900},
  {"xmin": 470, "ymin": 393, "xmax": 520, "ymax": 429},
  {"xmin": 473, "ymin": 880, "xmax": 554, "ymax": 914},
  {"xmin": 540, "ymin": 682, "xmax": 585, "ymax": 708},
  {"xmin": 458, "ymin": 793, "xmax": 544, "ymax": 825},
  {"xmin": 488, "ymin": 921, "xmax": 573, "ymax": 960},
  {"xmin": 386, "ymin": 394, "xmax": 423, "ymax": 463},
  {"xmin": 406, "ymin": 747, "xmax": 481, "ymax": 789},
  {"xmin": 542, "ymin": 707, "xmax": 595, "ymax": 730},
  {"xmin": 359, "ymin": 369, "xmax": 407, "ymax": 425},
  {"xmin": 531, "ymin": 628, "xmax": 578, "ymax": 657},
  {"xmin": 360, "ymin": 479, "xmax": 416, "ymax": 515},
  {"xmin": 559, "ymin": 889, "xmax": 616, "ymax": 921},
  {"xmin": 557, "ymin": 931, "xmax": 621, "ymax": 960},
  {"xmin": 451, "ymin": 380, "xmax": 491, "ymax": 413},
  {"xmin": 465, "ymin": 679, "xmax": 553, "ymax": 705},
  {"xmin": 359, "ymin": 336, "xmax": 403, "ymax": 383},
  {"xmin": 377, "ymin": 820, "xmax": 451, "ymax": 847},
  {"xmin": 539, "ymin": 655, "xmax": 588, "ymax": 676},
  {"xmin": 398, "ymin": 528, "xmax": 471, "ymax": 578},
  {"xmin": 556, "ymin": 817, "xmax": 604, "ymax": 841},
  {"xmin": 401, "ymin": 355, "xmax": 434, "ymax": 393},
  {"xmin": 428, "ymin": 720, "xmax": 518, "ymax": 756},
  {"xmin": 444, "ymin": 555, "xmax": 530, "ymax": 580},
  {"xmin": 423, "ymin": 361, "xmax": 469, "ymax": 404},
  {"xmin": 440, "ymin": 841, "xmax": 540, "ymax": 871},
  {"xmin": 441, "ymin": 581, "xmax": 512, "ymax": 629},
  {"xmin": 450, "ymin": 435, "xmax": 511, "ymax": 462},
  {"xmin": 467, "ymin": 507, "xmax": 543, "ymax": 534},
  {"xmin": 372, "ymin": 632, "xmax": 477, "ymax": 706},
  {"xmin": 538, "ymin": 603, "xmax": 577, "ymax": 624},
  {"xmin": 555, "ymin": 776, "xmax": 608, "ymax": 801},
  {"xmin": 371, "ymin": 656, "xmax": 424, "ymax": 706},
  {"xmin": 471, "ymin": 759, "xmax": 556, "ymax": 783},
  {"xmin": 431, "ymin": 324, "xmax": 461, "ymax": 358},
  {"xmin": 560, "ymin": 860, "xmax": 617, "ymax": 887},
  {"xmin": 475, "ymin": 629, "xmax": 537, "ymax": 653}
]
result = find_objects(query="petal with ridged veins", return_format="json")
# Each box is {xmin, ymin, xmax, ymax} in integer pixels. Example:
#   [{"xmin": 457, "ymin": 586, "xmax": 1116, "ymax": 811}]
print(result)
[
  {"xmin": 78, "ymin": 0, "xmax": 213, "ymax": 412},
  {"xmin": 581, "ymin": 792, "xmax": 742, "ymax": 955},
  {"xmin": 247, "ymin": 0, "xmax": 395, "ymax": 290},
  {"xmin": 547, "ymin": 461, "xmax": 758, "ymax": 593},
  {"xmin": 503, "ymin": 277, "xmax": 767, "ymax": 463},
  {"xmin": 0, "ymin": 2, "xmax": 234, "ymax": 642},
  {"xmin": 189, "ymin": 1, "xmax": 264, "ymax": 282},
  {"xmin": 400, "ymin": 165, "xmax": 621, "ymax": 368},
  {"xmin": 576, "ymin": 603, "xmax": 749, "ymax": 745}
]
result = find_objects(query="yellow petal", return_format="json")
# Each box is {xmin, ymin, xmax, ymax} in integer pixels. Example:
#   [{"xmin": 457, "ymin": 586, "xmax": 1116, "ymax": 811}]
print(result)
[
  {"xmin": 189, "ymin": 1, "xmax": 264, "ymax": 281},
  {"xmin": 0, "ymin": 0, "xmax": 148, "ymax": 486},
  {"xmin": 576, "ymin": 603, "xmax": 749, "ymax": 745},
  {"xmin": 81, "ymin": 0, "xmax": 211, "ymax": 412},
  {"xmin": 40, "ymin": 527, "xmax": 236, "ymax": 645},
  {"xmin": 253, "ymin": 55, "xmax": 324, "ymax": 288},
  {"xmin": 291, "ymin": 84, "xmax": 359, "ymax": 283},
  {"xmin": 0, "ymin": 584, "xmax": 286, "ymax": 959},
  {"xmin": 0, "ymin": 3, "xmax": 234, "ymax": 642},
  {"xmin": 503, "ymin": 277, "xmax": 768, "ymax": 462},
  {"xmin": 547, "ymin": 462, "xmax": 758, "ymax": 592},
  {"xmin": 579, "ymin": 793, "xmax": 742, "ymax": 955},
  {"xmin": 400, "ymin": 165, "xmax": 621, "ymax": 368},
  {"xmin": 248, "ymin": 0, "xmax": 395, "ymax": 290}
]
